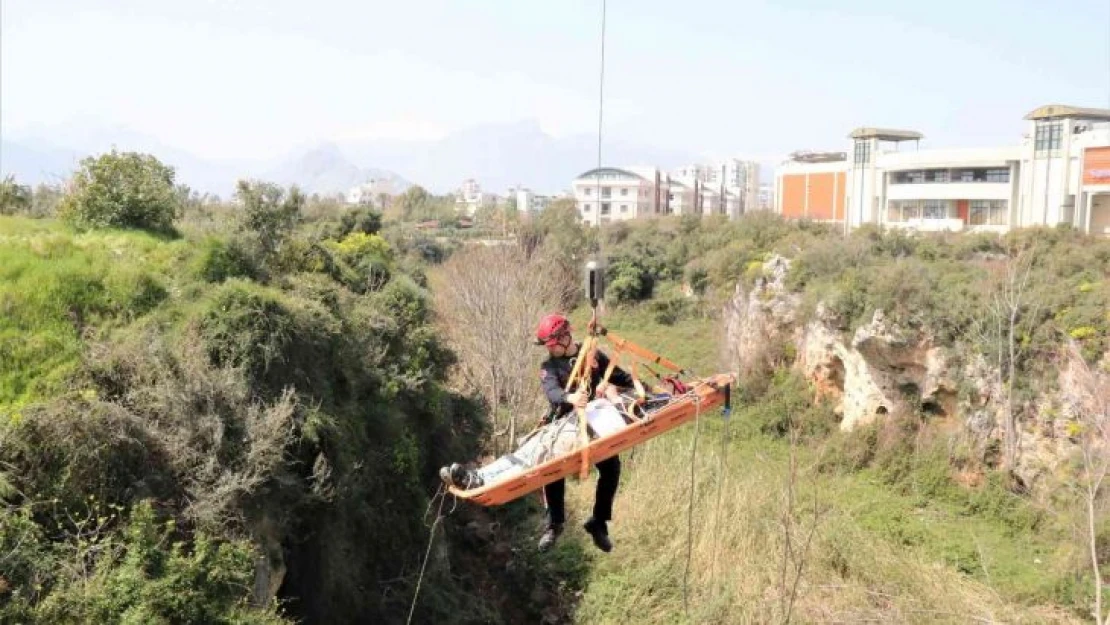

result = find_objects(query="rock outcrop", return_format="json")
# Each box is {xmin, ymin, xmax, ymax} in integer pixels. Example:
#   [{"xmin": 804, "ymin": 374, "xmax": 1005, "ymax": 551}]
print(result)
[{"xmin": 723, "ymin": 255, "xmax": 1103, "ymax": 487}]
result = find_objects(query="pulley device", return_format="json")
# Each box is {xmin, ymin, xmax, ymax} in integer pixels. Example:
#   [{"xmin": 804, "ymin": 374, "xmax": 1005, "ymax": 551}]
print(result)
[{"xmin": 584, "ymin": 259, "xmax": 605, "ymax": 308}]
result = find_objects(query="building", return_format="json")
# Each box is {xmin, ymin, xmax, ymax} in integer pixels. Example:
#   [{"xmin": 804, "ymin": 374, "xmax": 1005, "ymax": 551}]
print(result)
[
  {"xmin": 455, "ymin": 178, "xmax": 496, "ymax": 216},
  {"xmin": 508, "ymin": 186, "xmax": 554, "ymax": 214},
  {"xmin": 345, "ymin": 178, "xmax": 396, "ymax": 207},
  {"xmin": 572, "ymin": 166, "xmax": 668, "ymax": 226},
  {"xmin": 758, "ymin": 184, "xmax": 774, "ymax": 210},
  {"xmin": 774, "ymin": 104, "xmax": 1110, "ymax": 235},
  {"xmin": 570, "ymin": 157, "xmax": 762, "ymax": 225},
  {"xmin": 775, "ymin": 151, "xmax": 850, "ymax": 223},
  {"xmin": 673, "ymin": 158, "xmax": 761, "ymax": 218}
]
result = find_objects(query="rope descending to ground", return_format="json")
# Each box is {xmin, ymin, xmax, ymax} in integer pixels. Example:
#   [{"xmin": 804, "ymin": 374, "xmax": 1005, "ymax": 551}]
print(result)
[
  {"xmin": 682, "ymin": 393, "xmax": 703, "ymax": 617},
  {"xmin": 407, "ymin": 485, "xmax": 451, "ymax": 625}
]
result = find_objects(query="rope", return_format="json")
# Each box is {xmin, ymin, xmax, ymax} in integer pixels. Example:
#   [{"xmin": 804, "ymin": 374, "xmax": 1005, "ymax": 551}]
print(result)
[
  {"xmin": 593, "ymin": 0, "xmax": 607, "ymax": 228},
  {"xmin": 408, "ymin": 485, "xmax": 448, "ymax": 625},
  {"xmin": 711, "ymin": 400, "xmax": 732, "ymax": 588},
  {"xmin": 682, "ymin": 394, "xmax": 703, "ymax": 617}
]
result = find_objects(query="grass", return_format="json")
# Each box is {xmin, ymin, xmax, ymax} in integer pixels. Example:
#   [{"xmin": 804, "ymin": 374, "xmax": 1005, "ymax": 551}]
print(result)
[
  {"xmin": 549, "ymin": 304, "xmax": 1087, "ymax": 624},
  {"xmin": 0, "ymin": 216, "xmax": 193, "ymax": 408}
]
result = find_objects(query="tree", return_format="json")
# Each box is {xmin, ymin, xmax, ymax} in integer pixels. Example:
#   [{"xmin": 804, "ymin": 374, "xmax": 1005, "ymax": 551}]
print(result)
[
  {"xmin": 234, "ymin": 180, "xmax": 304, "ymax": 270},
  {"xmin": 433, "ymin": 244, "xmax": 576, "ymax": 453},
  {"xmin": 0, "ymin": 175, "xmax": 32, "ymax": 215},
  {"xmin": 58, "ymin": 150, "xmax": 181, "ymax": 232},
  {"xmin": 969, "ymin": 245, "xmax": 1039, "ymax": 471},
  {"xmin": 394, "ymin": 186, "xmax": 432, "ymax": 222},
  {"xmin": 530, "ymin": 198, "xmax": 594, "ymax": 309},
  {"xmin": 31, "ymin": 183, "xmax": 64, "ymax": 218},
  {"xmin": 1066, "ymin": 343, "xmax": 1110, "ymax": 625}
]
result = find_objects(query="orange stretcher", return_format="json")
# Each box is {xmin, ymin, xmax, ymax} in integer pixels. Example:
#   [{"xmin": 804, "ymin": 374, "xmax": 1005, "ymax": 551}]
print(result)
[{"xmin": 447, "ymin": 370, "xmax": 734, "ymax": 506}]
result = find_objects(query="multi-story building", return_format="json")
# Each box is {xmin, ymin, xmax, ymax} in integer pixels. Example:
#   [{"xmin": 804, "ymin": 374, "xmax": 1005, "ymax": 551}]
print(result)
[
  {"xmin": 571, "ymin": 158, "xmax": 761, "ymax": 225},
  {"xmin": 758, "ymin": 184, "xmax": 774, "ymax": 210},
  {"xmin": 775, "ymin": 104, "xmax": 1110, "ymax": 235},
  {"xmin": 455, "ymin": 178, "xmax": 496, "ymax": 216},
  {"xmin": 672, "ymin": 159, "xmax": 760, "ymax": 218},
  {"xmin": 572, "ymin": 166, "xmax": 668, "ymax": 226},
  {"xmin": 345, "ymin": 178, "xmax": 395, "ymax": 207},
  {"xmin": 508, "ymin": 186, "xmax": 554, "ymax": 214}
]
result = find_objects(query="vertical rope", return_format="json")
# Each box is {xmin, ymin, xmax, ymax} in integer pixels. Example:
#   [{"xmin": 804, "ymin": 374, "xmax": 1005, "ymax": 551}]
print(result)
[
  {"xmin": 407, "ymin": 487, "xmax": 448, "ymax": 625},
  {"xmin": 593, "ymin": 0, "xmax": 608, "ymax": 258},
  {"xmin": 682, "ymin": 395, "xmax": 703, "ymax": 617},
  {"xmin": 711, "ymin": 403, "xmax": 732, "ymax": 588}
]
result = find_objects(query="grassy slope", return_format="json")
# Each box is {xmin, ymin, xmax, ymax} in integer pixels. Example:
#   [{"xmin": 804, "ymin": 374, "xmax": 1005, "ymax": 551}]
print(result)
[
  {"xmin": 0, "ymin": 216, "xmax": 191, "ymax": 410},
  {"xmin": 3, "ymin": 215, "xmax": 1088, "ymax": 623},
  {"xmin": 554, "ymin": 307, "xmax": 1081, "ymax": 624}
]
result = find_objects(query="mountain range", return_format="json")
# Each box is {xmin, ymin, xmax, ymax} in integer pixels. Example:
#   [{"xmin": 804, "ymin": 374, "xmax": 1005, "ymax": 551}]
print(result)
[{"xmin": 1, "ymin": 119, "xmax": 713, "ymax": 198}]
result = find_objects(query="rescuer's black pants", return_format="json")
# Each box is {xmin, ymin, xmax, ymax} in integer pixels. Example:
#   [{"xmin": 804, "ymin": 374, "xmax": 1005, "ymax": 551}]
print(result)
[{"xmin": 543, "ymin": 454, "xmax": 620, "ymax": 525}]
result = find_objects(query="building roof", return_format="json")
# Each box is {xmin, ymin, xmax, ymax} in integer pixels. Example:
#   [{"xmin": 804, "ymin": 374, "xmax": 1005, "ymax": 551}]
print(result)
[
  {"xmin": 574, "ymin": 167, "xmax": 647, "ymax": 182},
  {"xmin": 848, "ymin": 127, "xmax": 924, "ymax": 141},
  {"xmin": 1024, "ymin": 104, "xmax": 1110, "ymax": 121},
  {"xmin": 789, "ymin": 150, "xmax": 846, "ymax": 163}
]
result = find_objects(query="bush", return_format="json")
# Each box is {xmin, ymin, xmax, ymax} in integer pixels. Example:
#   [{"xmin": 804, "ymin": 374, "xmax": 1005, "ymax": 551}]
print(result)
[
  {"xmin": 0, "ymin": 175, "xmax": 32, "ymax": 215},
  {"xmin": 58, "ymin": 151, "xmax": 181, "ymax": 233},
  {"xmin": 195, "ymin": 238, "xmax": 257, "ymax": 283},
  {"xmin": 737, "ymin": 369, "xmax": 837, "ymax": 439},
  {"xmin": 1, "ymin": 500, "xmax": 288, "ymax": 625},
  {"xmin": 234, "ymin": 181, "xmax": 304, "ymax": 278}
]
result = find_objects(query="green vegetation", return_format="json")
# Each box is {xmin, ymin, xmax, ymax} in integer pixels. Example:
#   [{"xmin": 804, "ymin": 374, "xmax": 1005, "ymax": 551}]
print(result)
[
  {"xmin": 3, "ymin": 155, "xmax": 1107, "ymax": 623},
  {"xmin": 0, "ymin": 151, "xmax": 535, "ymax": 622},
  {"xmin": 562, "ymin": 311, "xmax": 1092, "ymax": 624},
  {"xmin": 59, "ymin": 150, "xmax": 184, "ymax": 233}
]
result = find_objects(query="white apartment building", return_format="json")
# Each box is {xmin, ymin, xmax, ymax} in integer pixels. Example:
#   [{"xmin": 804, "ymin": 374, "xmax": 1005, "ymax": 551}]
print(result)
[
  {"xmin": 758, "ymin": 184, "xmax": 774, "ymax": 210},
  {"xmin": 673, "ymin": 159, "xmax": 761, "ymax": 218},
  {"xmin": 572, "ymin": 163, "xmax": 754, "ymax": 225},
  {"xmin": 508, "ymin": 186, "xmax": 554, "ymax": 214},
  {"xmin": 455, "ymin": 178, "xmax": 496, "ymax": 216},
  {"xmin": 345, "ymin": 178, "xmax": 395, "ymax": 207},
  {"xmin": 775, "ymin": 104, "xmax": 1110, "ymax": 235},
  {"xmin": 572, "ymin": 166, "xmax": 667, "ymax": 226}
]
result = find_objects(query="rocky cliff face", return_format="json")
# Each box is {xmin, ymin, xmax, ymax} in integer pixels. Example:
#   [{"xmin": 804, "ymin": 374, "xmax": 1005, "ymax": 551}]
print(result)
[{"xmin": 724, "ymin": 255, "xmax": 1103, "ymax": 487}]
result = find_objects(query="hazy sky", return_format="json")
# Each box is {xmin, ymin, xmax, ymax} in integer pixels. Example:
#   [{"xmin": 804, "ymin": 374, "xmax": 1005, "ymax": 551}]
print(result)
[{"xmin": 3, "ymin": 0, "xmax": 1109, "ymax": 161}]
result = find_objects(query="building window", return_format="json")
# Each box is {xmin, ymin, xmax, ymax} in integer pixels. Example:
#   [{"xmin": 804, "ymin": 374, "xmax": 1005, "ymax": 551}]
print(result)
[
  {"xmin": 620, "ymin": 188, "xmax": 628, "ymax": 196},
  {"xmin": 1034, "ymin": 122, "xmax": 1062, "ymax": 153},
  {"xmin": 985, "ymin": 168, "xmax": 1009, "ymax": 182},
  {"xmin": 923, "ymin": 200, "xmax": 949, "ymax": 219},
  {"xmin": 581, "ymin": 203, "xmax": 591, "ymax": 212},
  {"xmin": 620, "ymin": 204, "xmax": 628, "ymax": 213},
  {"xmin": 601, "ymin": 202, "xmax": 611, "ymax": 215},
  {"xmin": 891, "ymin": 170, "xmax": 925, "ymax": 184},
  {"xmin": 853, "ymin": 140, "xmax": 871, "ymax": 165},
  {"xmin": 969, "ymin": 200, "xmax": 1007, "ymax": 225},
  {"xmin": 894, "ymin": 168, "xmax": 1010, "ymax": 184},
  {"xmin": 890, "ymin": 200, "xmax": 928, "ymax": 221},
  {"xmin": 601, "ymin": 187, "xmax": 612, "ymax": 199},
  {"xmin": 584, "ymin": 188, "xmax": 592, "ymax": 196}
]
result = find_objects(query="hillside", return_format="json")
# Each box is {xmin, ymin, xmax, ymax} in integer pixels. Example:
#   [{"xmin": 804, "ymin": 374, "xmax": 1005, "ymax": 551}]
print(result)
[
  {"xmin": 0, "ymin": 213, "xmax": 563, "ymax": 624},
  {"xmin": 2, "ymin": 174, "xmax": 1108, "ymax": 624}
]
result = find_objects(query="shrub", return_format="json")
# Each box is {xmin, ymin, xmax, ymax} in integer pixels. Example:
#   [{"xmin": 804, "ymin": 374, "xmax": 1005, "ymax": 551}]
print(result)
[
  {"xmin": 58, "ymin": 151, "xmax": 180, "ymax": 233},
  {"xmin": 3, "ymin": 500, "xmax": 288, "ymax": 625},
  {"xmin": 195, "ymin": 238, "xmax": 256, "ymax": 283},
  {"xmin": 0, "ymin": 175, "xmax": 32, "ymax": 215}
]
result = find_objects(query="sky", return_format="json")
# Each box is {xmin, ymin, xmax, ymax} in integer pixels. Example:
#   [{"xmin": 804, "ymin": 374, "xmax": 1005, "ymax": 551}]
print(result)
[{"xmin": 2, "ymin": 0, "xmax": 1110, "ymax": 162}]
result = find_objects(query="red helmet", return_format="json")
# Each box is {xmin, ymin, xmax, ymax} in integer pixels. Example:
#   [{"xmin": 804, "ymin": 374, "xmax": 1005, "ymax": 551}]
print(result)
[{"xmin": 535, "ymin": 313, "xmax": 570, "ymax": 347}]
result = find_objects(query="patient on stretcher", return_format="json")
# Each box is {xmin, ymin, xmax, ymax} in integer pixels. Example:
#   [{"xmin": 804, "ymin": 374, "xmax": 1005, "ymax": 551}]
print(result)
[{"xmin": 439, "ymin": 393, "xmax": 672, "ymax": 490}]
